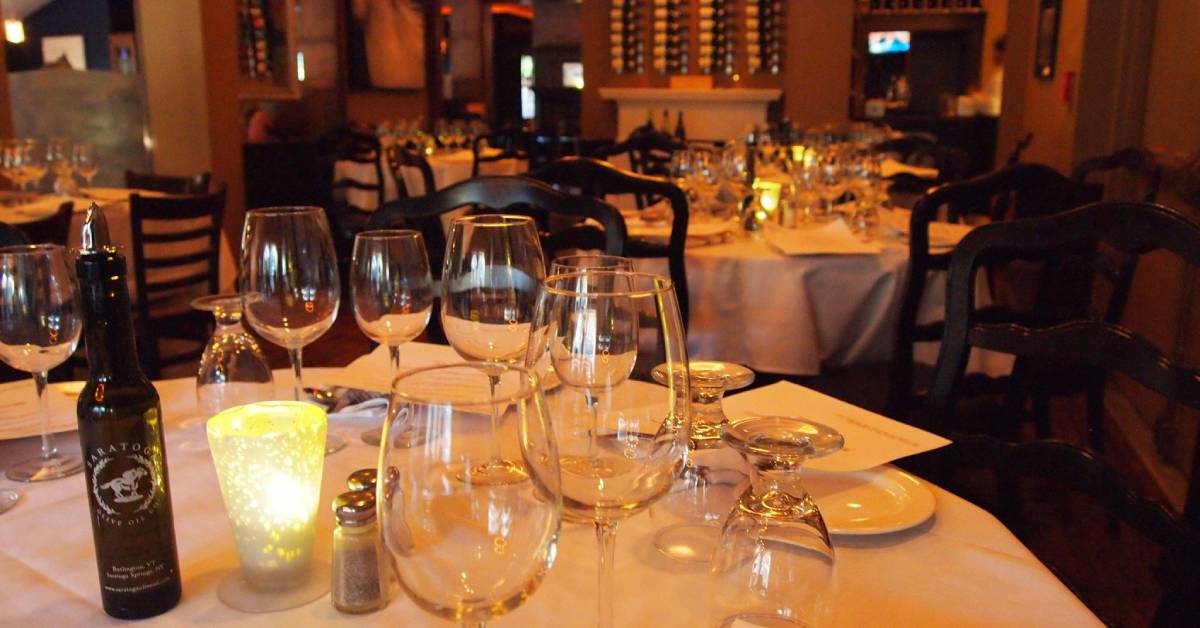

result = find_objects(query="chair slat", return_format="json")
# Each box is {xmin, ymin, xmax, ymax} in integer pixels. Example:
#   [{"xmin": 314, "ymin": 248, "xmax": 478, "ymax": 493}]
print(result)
[
  {"xmin": 142, "ymin": 250, "xmax": 213, "ymax": 269},
  {"xmin": 145, "ymin": 271, "xmax": 212, "ymax": 293}
]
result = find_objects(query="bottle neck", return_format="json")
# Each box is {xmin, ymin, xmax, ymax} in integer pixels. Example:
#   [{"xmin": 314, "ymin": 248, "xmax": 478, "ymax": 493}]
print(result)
[{"xmin": 78, "ymin": 253, "xmax": 145, "ymax": 380}]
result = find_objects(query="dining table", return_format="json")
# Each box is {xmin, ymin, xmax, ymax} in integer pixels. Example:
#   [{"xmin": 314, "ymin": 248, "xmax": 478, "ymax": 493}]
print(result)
[{"xmin": 0, "ymin": 341, "xmax": 1099, "ymax": 626}]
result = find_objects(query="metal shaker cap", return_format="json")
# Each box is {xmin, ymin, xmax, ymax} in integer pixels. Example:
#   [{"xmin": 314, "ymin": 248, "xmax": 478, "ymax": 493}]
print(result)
[
  {"xmin": 347, "ymin": 468, "xmax": 377, "ymax": 492},
  {"xmin": 332, "ymin": 490, "xmax": 376, "ymax": 526}
]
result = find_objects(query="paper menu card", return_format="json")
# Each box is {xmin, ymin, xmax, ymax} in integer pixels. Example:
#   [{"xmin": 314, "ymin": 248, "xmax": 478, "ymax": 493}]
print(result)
[
  {"xmin": 0, "ymin": 380, "xmax": 82, "ymax": 440},
  {"xmin": 721, "ymin": 381, "xmax": 950, "ymax": 472},
  {"xmin": 763, "ymin": 220, "xmax": 882, "ymax": 256}
]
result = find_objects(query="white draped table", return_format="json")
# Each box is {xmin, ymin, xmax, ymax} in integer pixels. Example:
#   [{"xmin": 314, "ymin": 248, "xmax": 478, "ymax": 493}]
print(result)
[{"xmin": 0, "ymin": 344, "xmax": 1096, "ymax": 626}]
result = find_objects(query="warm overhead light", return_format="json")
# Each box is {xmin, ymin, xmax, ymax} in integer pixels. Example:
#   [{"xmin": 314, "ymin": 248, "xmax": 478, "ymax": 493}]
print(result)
[{"xmin": 4, "ymin": 20, "xmax": 25, "ymax": 45}]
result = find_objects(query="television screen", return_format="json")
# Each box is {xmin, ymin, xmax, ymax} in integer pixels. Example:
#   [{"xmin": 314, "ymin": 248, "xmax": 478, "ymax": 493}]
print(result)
[{"xmin": 868, "ymin": 31, "xmax": 911, "ymax": 55}]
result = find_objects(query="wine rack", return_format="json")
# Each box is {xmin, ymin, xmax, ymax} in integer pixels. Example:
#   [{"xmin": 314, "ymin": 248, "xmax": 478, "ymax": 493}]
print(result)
[
  {"xmin": 858, "ymin": 0, "xmax": 983, "ymax": 13},
  {"xmin": 610, "ymin": 0, "xmax": 644, "ymax": 75},
  {"xmin": 236, "ymin": 0, "xmax": 299, "ymax": 100},
  {"xmin": 745, "ymin": 0, "xmax": 782, "ymax": 75},
  {"xmin": 652, "ymin": 0, "xmax": 689, "ymax": 74},
  {"xmin": 697, "ymin": 0, "xmax": 733, "ymax": 75}
]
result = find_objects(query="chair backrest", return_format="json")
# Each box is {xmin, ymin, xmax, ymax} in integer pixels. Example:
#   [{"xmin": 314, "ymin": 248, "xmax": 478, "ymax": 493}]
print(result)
[
  {"xmin": 472, "ymin": 128, "xmax": 533, "ymax": 177},
  {"xmin": 927, "ymin": 201, "xmax": 1200, "ymax": 523},
  {"xmin": 366, "ymin": 175, "xmax": 627, "ymax": 272},
  {"xmin": 887, "ymin": 163, "xmax": 1080, "ymax": 417},
  {"xmin": 591, "ymin": 128, "xmax": 685, "ymax": 179},
  {"xmin": 0, "ymin": 220, "xmax": 30, "ymax": 247},
  {"xmin": 530, "ymin": 156, "xmax": 690, "ymax": 326},
  {"xmin": 385, "ymin": 143, "xmax": 436, "ymax": 199},
  {"xmin": 1005, "ymin": 132, "xmax": 1034, "ymax": 166},
  {"xmin": 16, "ymin": 201, "xmax": 73, "ymax": 245},
  {"xmin": 1071, "ymin": 147, "xmax": 1162, "ymax": 204},
  {"xmin": 129, "ymin": 187, "xmax": 226, "ymax": 320},
  {"xmin": 325, "ymin": 126, "xmax": 384, "ymax": 210},
  {"xmin": 125, "ymin": 170, "xmax": 211, "ymax": 195},
  {"xmin": 940, "ymin": 434, "xmax": 1200, "ymax": 626}
]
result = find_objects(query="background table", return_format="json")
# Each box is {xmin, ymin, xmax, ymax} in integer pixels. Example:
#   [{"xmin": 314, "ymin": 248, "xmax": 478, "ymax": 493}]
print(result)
[
  {"xmin": 334, "ymin": 148, "xmax": 527, "ymax": 212},
  {"xmin": 0, "ymin": 343, "xmax": 1097, "ymax": 626}
]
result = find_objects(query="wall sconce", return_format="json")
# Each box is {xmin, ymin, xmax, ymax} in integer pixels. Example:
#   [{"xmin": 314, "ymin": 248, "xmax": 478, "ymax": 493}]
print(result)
[
  {"xmin": 4, "ymin": 20, "xmax": 24, "ymax": 45},
  {"xmin": 207, "ymin": 401, "xmax": 329, "ymax": 612}
]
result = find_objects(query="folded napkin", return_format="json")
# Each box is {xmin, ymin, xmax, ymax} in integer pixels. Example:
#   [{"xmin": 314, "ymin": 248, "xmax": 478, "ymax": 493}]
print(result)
[
  {"xmin": 881, "ymin": 158, "xmax": 939, "ymax": 180},
  {"xmin": 763, "ymin": 220, "xmax": 881, "ymax": 256},
  {"xmin": 881, "ymin": 208, "xmax": 975, "ymax": 249},
  {"xmin": 721, "ymin": 381, "xmax": 950, "ymax": 472},
  {"xmin": 0, "ymin": 380, "xmax": 82, "ymax": 440}
]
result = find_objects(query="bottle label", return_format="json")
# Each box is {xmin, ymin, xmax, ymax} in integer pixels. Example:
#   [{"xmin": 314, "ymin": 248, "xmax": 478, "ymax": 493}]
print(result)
[{"xmin": 88, "ymin": 442, "xmax": 160, "ymax": 525}]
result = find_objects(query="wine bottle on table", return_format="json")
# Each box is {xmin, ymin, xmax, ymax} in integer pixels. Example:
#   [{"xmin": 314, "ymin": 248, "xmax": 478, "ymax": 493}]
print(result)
[
  {"xmin": 74, "ymin": 203, "xmax": 182, "ymax": 620},
  {"xmin": 674, "ymin": 111, "xmax": 686, "ymax": 141}
]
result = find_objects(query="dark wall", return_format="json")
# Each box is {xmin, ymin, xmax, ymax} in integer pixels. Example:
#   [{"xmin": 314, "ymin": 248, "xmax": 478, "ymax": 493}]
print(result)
[{"xmin": 5, "ymin": 0, "xmax": 115, "ymax": 72}]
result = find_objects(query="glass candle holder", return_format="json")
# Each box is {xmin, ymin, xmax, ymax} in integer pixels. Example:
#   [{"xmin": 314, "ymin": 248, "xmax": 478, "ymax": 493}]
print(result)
[{"xmin": 207, "ymin": 401, "xmax": 330, "ymax": 612}]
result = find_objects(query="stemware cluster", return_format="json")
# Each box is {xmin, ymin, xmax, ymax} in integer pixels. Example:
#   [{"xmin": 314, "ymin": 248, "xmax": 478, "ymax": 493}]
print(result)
[
  {"xmin": 377, "ymin": 117, "xmax": 488, "ymax": 154},
  {"xmin": 1, "ymin": 138, "xmax": 98, "ymax": 195}
]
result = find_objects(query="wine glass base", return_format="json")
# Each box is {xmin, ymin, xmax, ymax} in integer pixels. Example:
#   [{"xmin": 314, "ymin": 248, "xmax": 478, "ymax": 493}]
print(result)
[
  {"xmin": 362, "ymin": 423, "xmax": 431, "ymax": 449},
  {"xmin": 719, "ymin": 613, "xmax": 809, "ymax": 628},
  {"xmin": 653, "ymin": 523, "xmax": 721, "ymax": 563},
  {"xmin": 457, "ymin": 458, "xmax": 528, "ymax": 486},
  {"xmin": 0, "ymin": 490, "xmax": 18, "ymax": 514},
  {"xmin": 5, "ymin": 453, "xmax": 84, "ymax": 482},
  {"xmin": 324, "ymin": 433, "xmax": 347, "ymax": 456},
  {"xmin": 216, "ymin": 560, "xmax": 330, "ymax": 613}
]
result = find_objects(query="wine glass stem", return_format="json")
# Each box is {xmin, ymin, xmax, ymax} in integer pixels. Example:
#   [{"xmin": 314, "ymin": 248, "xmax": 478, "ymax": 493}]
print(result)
[
  {"xmin": 584, "ymin": 389, "xmax": 599, "ymax": 459},
  {"xmin": 33, "ymin": 371, "xmax": 58, "ymax": 461},
  {"xmin": 387, "ymin": 343, "xmax": 401, "ymax": 379},
  {"xmin": 487, "ymin": 374, "xmax": 503, "ymax": 461},
  {"xmin": 288, "ymin": 347, "xmax": 304, "ymax": 401},
  {"xmin": 595, "ymin": 520, "xmax": 618, "ymax": 628}
]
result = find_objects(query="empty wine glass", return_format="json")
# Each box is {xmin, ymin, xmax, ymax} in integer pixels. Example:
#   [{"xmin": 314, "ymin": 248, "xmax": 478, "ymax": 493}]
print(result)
[
  {"xmin": 239, "ymin": 206, "xmax": 345, "ymax": 454},
  {"xmin": 351, "ymin": 229, "xmax": 433, "ymax": 445},
  {"xmin": 20, "ymin": 139, "xmax": 47, "ymax": 193},
  {"xmin": 0, "ymin": 244, "xmax": 83, "ymax": 481},
  {"xmin": 710, "ymin": 415, "xmax": 844, "ymax": 627},
  {"xmin": 2, "ymin": 138, "xmax": 25, "ymax": 193},
  {"xmin": 47, "ymin": 138, "xmax": 75, "ymax": 196},
  {"xmin": 441, "ymin": 214, "xmax": 545, "ymax": 485},
  {"xmin": 549, "ymin": 253, "xmax": 634, "ymax": 275},
  {"xmin": 528, "ymin": 270, "xmax": 691, "ymax": 628},
  {"xmin": 193, "ymin": 294, "xmax": 274, "ymax": 425},
  {"xmin": 378, "ymin": 363, "xmax": 561, "ymax": 628},
  {"xmin": 73, "ymin": 142, "xmax": 99, "ymax": 189}
]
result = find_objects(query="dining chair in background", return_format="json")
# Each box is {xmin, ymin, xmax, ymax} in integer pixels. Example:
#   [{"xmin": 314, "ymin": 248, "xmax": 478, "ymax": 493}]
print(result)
[
  {"xmin": 385, "ymin": 143, "xmax": 435, "ymax": 199},
  {"xmin": 128, "ymin": 187, "xmax": 226, "ymax": 378},
  {"xmin": 322, "ymin": 125, "xmax": 385, "ymax": 278},
  {"xmin": 15, "ymin": 200, "xmax": 73, "ymax": 245},
  {"xmin": 886, "ymin": 163, "xmax": 1079, "ymax": 422},
  {"xmin": 124, "ymin": 170, "xmax": 211, "ymax": 195},
  {"xmin": 530, "ymin": 156, "xmax": 690, "ymax": 328},
  {"xmin": 923, "ymin": 201, "xmax": 1200, "ymax": 626},
  {"xmin": 471, "ymin": 127, "xmax": 533, "ymax": 177}
]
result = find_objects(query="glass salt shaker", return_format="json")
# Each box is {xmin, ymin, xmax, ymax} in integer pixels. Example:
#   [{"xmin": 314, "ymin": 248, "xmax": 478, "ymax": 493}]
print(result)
[
  {"xmin": 347, "ymin": 468, "xmax": 377, "ymax": 493},
  {"xmin": 331, "ymin": 490, "xmax": 387, "ymax": 614}
]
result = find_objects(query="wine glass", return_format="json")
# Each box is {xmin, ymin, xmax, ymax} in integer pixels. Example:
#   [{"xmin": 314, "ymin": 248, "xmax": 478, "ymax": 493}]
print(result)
[
  {"xmin": 441, "ymin": 214, "xmax": 545, "ymax": 485},
  {"xmin": 710, "ymin": 415, "xmax": 844, "ymax": 627},
  {"xmin": 2, "ymin": 138, "xmax": 24, "ymax": 194},
  {"xmin": 47, "ymin": 138, "xmax": 75, "ymax": 196},
  {"xmin": 239, "ymin": 206, "xmax": 345, "ymax": 454},
  {"xmin": 0, "ymin": 244, "xmax": 83, "ymax": 481},
  {"xmin": 528, "ymin": 270, "xmax": 691, "ymax": 628},
  {"xmin": 378, "ymin": 363, "xmax": 561, "ymax": 628},
  {"xmin": 20, "ymin": 139, "xmax": 47, "ymax": 193},
  {"xmin": 816, "ymin": 152, "xmax": 848, "ymax": 218},
  {"xmin": 351, "ymin": 229, "xmax": 433, "ymax": 445},
  {"xmin": 73, "ymin": 142, "xmax": 99, "ymax": 190},
  {"xmin": 192, "ymin": 294, "xmax": 274, "ymax": 427},
  {"xmin": 549, "ymin": 253, "xmax": 634, "ymax": 275}
]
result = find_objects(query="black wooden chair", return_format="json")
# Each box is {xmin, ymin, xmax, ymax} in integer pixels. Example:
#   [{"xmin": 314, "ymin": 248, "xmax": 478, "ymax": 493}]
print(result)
[
  {"xmin": 15, "ymin": 200, "xmax": 73, "ymax": 245},
  {"xmin": 322, "ymin": 126, "xmax": 385, "ymax": 276},
  {"xmin": 471, "ymin": 128, "xmax": 533, "ymax": 178},
  {"xmin": 0, "ymin": 220, "xmax": 30, "ymax": 247},
  {"xmin": 1005, "ymin": 132, "xmax": 1035, "ymax": 167},
  {"xmin": 591, "ymin": 127, "xmax": 684, "ymax": 180},
  {"xmin": 366, "ymin": 176, "xmax": 626, "ymax": 344},
  {"xmin": 129, "ymin": 187, "xmax": 226, "ymax": 378},
  {"xmin": 125, "ymin": 170, "xmax": 211, "ymax": 195},
  {"xmin": 385, "ymin": 144, "xmax": 436, "ymax": 199},
  {"xmin": 935, "ymin": 434, "xmax": 1200, "ymax": 627},
  {"xmin": 924, "ymin": 201, "xmax": 1200, "ymax": 625},
  {"xmin": 530, "ymin": 156, "xmax": 690, "ymax": 328},
  {"xmin": 886, "ymin": 163, "xmax": 1079, "ymax": 420}
]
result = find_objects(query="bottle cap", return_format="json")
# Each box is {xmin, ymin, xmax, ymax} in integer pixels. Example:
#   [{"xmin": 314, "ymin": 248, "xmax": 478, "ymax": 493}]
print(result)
[
  {"xmin": 78, "ymin": 202, "xmax": 115, "ymax": 254},
  {"xmin": 332, "ymin": 490, "xmax": 376, "ymax": 527},
  {"xmin": 347, "ymin": 468, "xmax": 377, "ymax": 492}
]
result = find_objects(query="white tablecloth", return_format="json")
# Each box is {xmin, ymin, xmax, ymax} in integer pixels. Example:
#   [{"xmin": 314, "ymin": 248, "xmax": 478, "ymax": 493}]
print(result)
[
  {"xmin": 0, "ymin": 343, "xmax": 1097, "ymax": 626},
  {"xmin": 334, "ymin": 148, "xmax": 527, "ymax": 211}
]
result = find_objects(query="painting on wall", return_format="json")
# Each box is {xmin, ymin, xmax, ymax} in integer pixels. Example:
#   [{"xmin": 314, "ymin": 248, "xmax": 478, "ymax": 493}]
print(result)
[{"xmin": 346, "ymin": 0, "xmax": 427, "ymax": 90}]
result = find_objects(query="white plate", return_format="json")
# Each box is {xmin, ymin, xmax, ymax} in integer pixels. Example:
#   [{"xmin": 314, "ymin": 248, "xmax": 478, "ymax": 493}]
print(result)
[{"xmin": 803, "ymin": 466, "xmax": 936, "ymax": 536}]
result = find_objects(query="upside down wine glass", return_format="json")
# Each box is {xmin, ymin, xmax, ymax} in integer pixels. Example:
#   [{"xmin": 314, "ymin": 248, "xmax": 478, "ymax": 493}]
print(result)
[
  {"xmin": 239, "ymin": 206, "xmax": 346, "ymax": 454},
  {"xmin": 441, "ymin": 214, "xmax": 545, "ymax": 485},
  {"xmin": 0, "ymin": 244, "xmax": 83, "ymax": 481},
  {"xmin": 528, "ymin": 271, "xmax": 691, "ymax": 628}
]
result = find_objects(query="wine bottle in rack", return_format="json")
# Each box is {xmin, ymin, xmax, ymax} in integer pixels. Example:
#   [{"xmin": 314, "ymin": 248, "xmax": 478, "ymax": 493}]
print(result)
[{"xmin": 75, "ymin": 204, "xmax": 182, "ymax": 620}]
